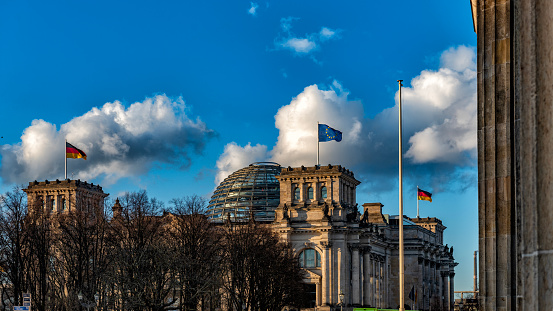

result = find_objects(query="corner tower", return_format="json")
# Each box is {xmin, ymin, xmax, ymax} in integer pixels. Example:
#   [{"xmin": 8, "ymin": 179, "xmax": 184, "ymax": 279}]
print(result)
[
  {"xmin": 274, "ymin": 164, "xmax": 361, "ymax": 224},
  {"xmin": 24, "ymin": 179, "xmax": 108, "ymax": 215}
]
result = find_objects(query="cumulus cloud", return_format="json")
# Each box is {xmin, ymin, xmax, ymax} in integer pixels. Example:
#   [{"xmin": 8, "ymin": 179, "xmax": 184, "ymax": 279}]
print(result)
[
  {"xmin": 274, "ymin": 17, "xmax": 340, "ymax": 57},
  {"xmin": 215, "ymin": 46, "xmax": 477, "ymax": 191},
  {"xmin": 215, "ymin": 142, "xmax": 268, "ymax": 185},
  {"xmin": 1, "ymin": 95, "xmax": 215, "ymax": 185},
  {"xmin": 248, "ymin": 2, "xmax": 259, "ymax": 16}
]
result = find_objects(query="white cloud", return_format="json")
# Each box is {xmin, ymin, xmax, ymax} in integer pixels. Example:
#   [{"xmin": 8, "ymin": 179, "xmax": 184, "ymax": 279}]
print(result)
[
  {"xmin": 248, "ymin": 2, "xmax": 259, "ymax": 16},
  {"xmin": 281, "ymin": 38, "xmax": 317, "ymax": 54},
  {"xmin": 275, "ymin": 17, "xmax": 340, "ymax": 58},
  {"xmin": 319, "ymin": 27, "xmax": 340, "ymax": 41},
  {"xmin": 404, "ymin": 46, "xmax": 477, "ymax": 164},
  {"xmin": 215, "ymin": 46, "xmax": 477, "ymax": 189},
  {"xmin": 215, "ymin": 142, "xmax": 268, "ymax": 185},
  {"xmin": 1, "ymin": 95, "xmax": 214, "ymax": 185}
]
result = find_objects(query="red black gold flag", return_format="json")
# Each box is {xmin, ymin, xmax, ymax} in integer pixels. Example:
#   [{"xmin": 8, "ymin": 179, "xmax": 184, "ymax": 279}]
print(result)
[
  {"xmin": 417, "ymin": 188, "xmax": 432, "ymax": 202},
  {"xmin": 66, "ymin": 142, "xmax": 87, "ymax": 160}
]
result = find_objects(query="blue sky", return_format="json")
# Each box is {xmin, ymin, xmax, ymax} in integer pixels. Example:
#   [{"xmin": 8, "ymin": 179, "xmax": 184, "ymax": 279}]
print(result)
[{"xmin": 0, "ymin": 0, "xmax": 477, "ymax": 292}]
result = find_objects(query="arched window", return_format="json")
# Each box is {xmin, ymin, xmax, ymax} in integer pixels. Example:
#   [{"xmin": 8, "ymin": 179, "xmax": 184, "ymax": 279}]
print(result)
[
  {"xmin": 294, "ymin": 187, "xmax": 300, "ymax": 200},
  {"xmin": 299, "ymin": 248, "xmax": 321, "ymax": 268},
  {"xmin": 308, "ymin": 187, "xmax": 314, "ymax": 200},
  {"xmin": 321, "ymin": 186, "xmax": 327, "ymax": 199}
]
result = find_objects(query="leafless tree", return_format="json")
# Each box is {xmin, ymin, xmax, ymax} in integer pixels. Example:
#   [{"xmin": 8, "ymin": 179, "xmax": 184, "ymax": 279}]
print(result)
[
  {"xmin": 105, "ymin": 191, "xmax": 176, "ymax": 311},
  {"xmin": 50, "ymin": 197, "xmax": 110, "ymax": 310},
  {"xmin": 0, "ymin": 187, "xmax": 28, "ymax": 309},
  {"xmin": 169, "ymin": 195, "xmax": 223, "ymax": 311},
  {"xmin": 23, "ymin": 198, "xmax": 54, "ymax": 311},
  {"xmin": 221, "ymin": 221, "xmax": 306, "ymax": 311}
]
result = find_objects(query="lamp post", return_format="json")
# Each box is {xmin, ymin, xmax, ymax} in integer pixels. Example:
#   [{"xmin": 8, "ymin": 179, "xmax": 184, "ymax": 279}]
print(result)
[{"xmin": 339, "ymin": 291, "xmax": 345, "ymax": 311}]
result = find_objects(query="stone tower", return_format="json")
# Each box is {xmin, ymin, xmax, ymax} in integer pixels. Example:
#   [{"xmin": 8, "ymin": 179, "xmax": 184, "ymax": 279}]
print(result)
[
  {"xmin": 274, "ymin": 164, "xmax": 360, "ymax": 225},
  {"xmin": 24, "ymin": 179, "xmax": 108, "ymax": 215}
]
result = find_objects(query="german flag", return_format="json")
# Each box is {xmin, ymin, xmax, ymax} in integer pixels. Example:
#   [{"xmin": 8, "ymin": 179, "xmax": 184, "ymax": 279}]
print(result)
[
  {"xmin": 417, "ymin": 188, "xmax": 432, "ymax": 202},
  {"xmin": 66, "ymin": 142, "xmax": 87, "ymax": 160}
]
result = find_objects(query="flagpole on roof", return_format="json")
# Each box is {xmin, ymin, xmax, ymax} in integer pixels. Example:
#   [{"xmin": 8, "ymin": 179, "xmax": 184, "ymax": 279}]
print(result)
[
  {"xmin": 417, "ymin": 185, "xmax": 420, "ymax": 218},
  {"xmin": 398, "ymin": 79, "xmax": 405, "ymax": 311},
  {"xmin": 65, "ymin": 139, "xmax": 67, "ymax": 180},
  {"xmin": 317, "ymin": 121, "xmax": 320, "ymax": 166}
]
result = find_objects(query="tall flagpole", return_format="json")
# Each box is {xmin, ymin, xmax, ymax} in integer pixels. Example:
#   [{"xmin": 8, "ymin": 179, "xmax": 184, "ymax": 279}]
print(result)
[
  {"xmin": 417, "ymin": 186, "xmax": 420, "ymax": 218},
  {"xmin": 317, "ymin": 121, "xmax": 320, "ymax": 166},
  {"xmin": 65, "ymin": 139, "xmax": 67, "ymax": 180},
  {"xmin": 398, "ymin": 80, "xmax": 405, "ymax": 311}
]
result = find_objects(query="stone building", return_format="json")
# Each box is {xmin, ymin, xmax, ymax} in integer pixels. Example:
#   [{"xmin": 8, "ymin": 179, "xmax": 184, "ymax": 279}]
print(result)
[
  {"xmin": 23, "ymin": 179, "xmax": 108, "ymax": 215},
  {"xmin": 270, "ymin": 165, "xmax": 456, "ymax": 310},
  {"xmin": 472, "ymin": 0, "xmax": 553, "ymax": 310}
]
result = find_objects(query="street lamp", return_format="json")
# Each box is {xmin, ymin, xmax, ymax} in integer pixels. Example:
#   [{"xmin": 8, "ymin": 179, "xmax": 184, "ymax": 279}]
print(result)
[{"xmin": 339, "ymin": 291, "xmax": 345, "ymax": 311}]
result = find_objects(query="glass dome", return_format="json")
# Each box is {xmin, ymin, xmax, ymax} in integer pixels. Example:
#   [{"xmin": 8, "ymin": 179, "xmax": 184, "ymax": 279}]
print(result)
[{"xmin": 207, "ymin": 162, "xmax": 281, "ymax": 223}]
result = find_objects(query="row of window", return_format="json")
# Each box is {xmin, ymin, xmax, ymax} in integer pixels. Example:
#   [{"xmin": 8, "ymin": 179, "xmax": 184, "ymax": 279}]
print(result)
[
  {"xmin": 41, "ymin": 196, "xmax": 67, "ymax": 211},
  {"xmin": 294, "ymin": 186, "xmax": 327, "ymax": 201}
]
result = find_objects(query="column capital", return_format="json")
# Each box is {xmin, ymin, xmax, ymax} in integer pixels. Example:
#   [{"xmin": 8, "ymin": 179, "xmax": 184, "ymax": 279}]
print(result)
[{"xmin": 320, "ymin": 241, "xmax": 332, "ymax": 249}]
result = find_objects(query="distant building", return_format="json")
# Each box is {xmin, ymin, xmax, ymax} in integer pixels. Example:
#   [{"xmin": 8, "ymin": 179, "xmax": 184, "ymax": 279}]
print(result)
[
  {"xmin": 24, "ymin": 163, "xmax": 457, "ymax": 310},
  {"xmin": 24, "ymin": 179, "xmax": 108, "ymax": 215},
  {"xmin": 210, "ymin": 163, "xmax": 457, "ymax": 310}
]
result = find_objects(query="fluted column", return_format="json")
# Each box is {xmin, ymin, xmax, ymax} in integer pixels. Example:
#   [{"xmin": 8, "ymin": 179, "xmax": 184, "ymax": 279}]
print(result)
[
  {"xmin": 517, "ymin": 0, "xmax": 553, "ymax": 310},
  {"xmin": 351, "ymin": 244, "xmax": 360, "ymax": 305},
  {"xmin": 363, "ymin": 248, "xmax": 371, "ymax": 306}
]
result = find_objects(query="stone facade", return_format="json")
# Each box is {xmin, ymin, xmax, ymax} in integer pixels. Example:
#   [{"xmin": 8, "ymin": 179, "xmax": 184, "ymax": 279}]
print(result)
[
  {"xmin": 24, "ymin": 179, "xmax": 108, "ymax": 215},
  {"xmin": 474, "ymin": 0, "xmax": 553, "ymax": 310},
  {"xmin": 272, "ymin": 165, "xmax": 456, "ymax": 310}
]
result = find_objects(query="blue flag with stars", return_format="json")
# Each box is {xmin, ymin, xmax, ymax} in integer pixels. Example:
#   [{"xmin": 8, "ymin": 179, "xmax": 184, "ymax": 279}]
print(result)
[{"xmin": 318, "ymin": 124, "xmax": 342, "ymax": 142}]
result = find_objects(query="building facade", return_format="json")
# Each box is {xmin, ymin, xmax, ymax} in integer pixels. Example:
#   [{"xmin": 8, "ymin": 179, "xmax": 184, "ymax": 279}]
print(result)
[
  {"xmin": 24, "ymin": 179, "xmax": 108, "ymax": 215},
  {"xmin": 272, "ymin": 165, "xmax": 456, "ymax": 310}
]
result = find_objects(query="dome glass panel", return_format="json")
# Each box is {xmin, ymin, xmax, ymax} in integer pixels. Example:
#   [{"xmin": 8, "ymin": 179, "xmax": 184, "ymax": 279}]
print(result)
[{"xmin": 207, "ymin": 162, "xmax": 281, "ymax": 222}]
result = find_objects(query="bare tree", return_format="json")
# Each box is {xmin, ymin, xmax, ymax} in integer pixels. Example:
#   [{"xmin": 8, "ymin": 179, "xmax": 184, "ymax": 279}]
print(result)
[
  {"xmin": 51, "ymin": 197, "xmax": 109, "ymax": 310},
  {"xmin": 105, "ymin": 191, "xmax": 176, "ymax": 311},
  {"xmin": 169, "ymin": 195, "xmax": 223, "ymax": 311},
  {"xmin": 221, "ymin": 221, "xmax": 306, "ymax": 311},
  {"xmin": 0, "ymin": 187, "xmax": 28, "ymax": 309},
  {"xmin": 23, "ymin": 199, "xmax": 54, "ymax": 311}
]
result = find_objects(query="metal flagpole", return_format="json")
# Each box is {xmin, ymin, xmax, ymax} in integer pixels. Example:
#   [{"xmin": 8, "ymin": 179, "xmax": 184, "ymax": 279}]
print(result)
[
  {"xmin": 417, "ymin": 186, "xmax": 420, "ymax": 218},
  {"xmin": 317, "ymin": 121, "xmax": 320, "ymax": 166},
  {"xmin": 65, "ymin": 139, "xmax": 67, "ymax": 180},
  {"xmin": 398, "ymin": 80, "xmax": 405, "ymax": 311}
]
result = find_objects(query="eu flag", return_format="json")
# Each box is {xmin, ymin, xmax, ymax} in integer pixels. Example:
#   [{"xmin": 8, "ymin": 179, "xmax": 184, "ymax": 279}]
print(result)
[{"xmin": 318, "ymin": 124, "xmax": 342, "ymax": 142}]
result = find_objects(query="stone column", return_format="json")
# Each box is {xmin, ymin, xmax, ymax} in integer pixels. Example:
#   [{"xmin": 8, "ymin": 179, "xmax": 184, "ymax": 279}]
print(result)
[
  {"xmin": 371, "ymin": 255, "xmax": 375, "ymax": 306},
  {"xmin": 363, "ymin": 249, "xmax": 371, "ymax": 306},
  {"xmin": 321, "ymin": 241, "xmax": 332, "ymax": 306},
  {"xmin": 376, "ymin": 258, "xmax": 381, "ymax": 308},
  {"xmin": 351, "ymin": 244, "xmax": 360, "ymax": 305},
  {"xmin": 449, "ymin": 273, "xmax": 455, "ymax": 311},
  {"xmin": 517, "ymin": 0, "xmax": 553, "ymax": 310},
  {"xmin": 441, "ymin": 271, "xmax": 448, "ymax": 310},
  {"xmin": 339, "ymin": 240, "xmax": 347, "ymax": 305},
  {"xmin": 476, "ymin": 1, "xmax": 515, "ymax": 310}
]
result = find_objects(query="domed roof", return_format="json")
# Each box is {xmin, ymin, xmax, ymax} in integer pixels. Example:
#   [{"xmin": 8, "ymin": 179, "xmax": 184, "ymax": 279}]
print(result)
[{"xmin": 207, "ymin": 162, "xmax": 281, "ymax": 222}]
